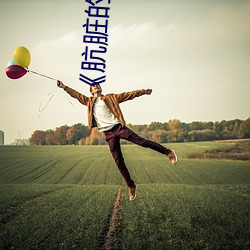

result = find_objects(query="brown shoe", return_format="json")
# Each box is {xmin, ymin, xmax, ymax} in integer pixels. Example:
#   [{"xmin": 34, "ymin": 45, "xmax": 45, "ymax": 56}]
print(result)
[
  {"xmin": 168, "ymin": 150, "xmax": 178, "ymax": 165},
  {"xmin": 129, "ymin": 186, "xmax": 137, "ymax": 201}
]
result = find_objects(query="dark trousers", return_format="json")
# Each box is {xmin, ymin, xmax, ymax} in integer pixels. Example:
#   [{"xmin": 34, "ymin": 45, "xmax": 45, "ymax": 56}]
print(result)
[{"xmin": 104, "ymin": 124, "xmax": 171, "ymax": 187}]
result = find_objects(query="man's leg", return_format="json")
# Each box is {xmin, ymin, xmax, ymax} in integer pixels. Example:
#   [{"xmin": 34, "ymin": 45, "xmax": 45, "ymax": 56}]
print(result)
[
  {"xmin": 119, "ymin": 126, "xmax": 171, "ymax": 154},
  {"xmin": 118, "ymin": 125, "xmax": 177, "ymax": 165},
  {"xmin": 104, "ymin": 131, "xmax": 135, "ymax": 188}
]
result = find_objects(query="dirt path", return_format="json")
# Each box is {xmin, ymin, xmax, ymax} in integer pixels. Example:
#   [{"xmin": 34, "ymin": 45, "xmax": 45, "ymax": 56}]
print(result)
[{"xmin": 103, "ymin": 186, "xmax": 123, "ymax": 250}]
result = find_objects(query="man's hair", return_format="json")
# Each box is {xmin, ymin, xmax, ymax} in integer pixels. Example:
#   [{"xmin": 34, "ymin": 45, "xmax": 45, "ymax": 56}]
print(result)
[{"xmin": 90, "ymin": 82, "xmax": 97, "ymax": 95}]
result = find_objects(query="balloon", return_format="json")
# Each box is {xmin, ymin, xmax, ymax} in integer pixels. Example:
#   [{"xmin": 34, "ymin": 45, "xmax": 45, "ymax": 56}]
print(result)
[
  {"xmin": 13, "ymin": 46, "xmax": 31, "ymax": 68},
  {"xmin": 7, "ymin": 58, "xmax": 17, "ymax": 67},
  {"xmin": 6, "ymin": 65, "xmax": 27, "ymax": 79}
]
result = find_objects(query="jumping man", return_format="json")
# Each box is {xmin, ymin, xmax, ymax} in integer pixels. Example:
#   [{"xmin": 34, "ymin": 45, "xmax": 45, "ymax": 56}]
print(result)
[{"xmin": 57, "ymin": 81, "xmax": 177, "ymax": 201}]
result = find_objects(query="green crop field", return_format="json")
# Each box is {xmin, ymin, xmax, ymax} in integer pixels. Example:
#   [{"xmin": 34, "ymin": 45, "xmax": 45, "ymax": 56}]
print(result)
[{"xmin": 0, "ymin": 141, "xmax": 249, "ymax": 249}]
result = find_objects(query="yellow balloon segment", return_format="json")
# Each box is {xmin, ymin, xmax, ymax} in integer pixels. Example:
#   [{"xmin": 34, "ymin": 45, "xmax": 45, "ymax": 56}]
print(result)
[{"xmin": 13, "ymin": 46, "xmax": 31, "ymax": 68}]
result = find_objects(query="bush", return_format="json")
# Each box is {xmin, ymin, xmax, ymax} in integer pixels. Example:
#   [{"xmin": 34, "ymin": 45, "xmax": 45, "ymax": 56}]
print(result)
[{"xmin": 187, "ymin": 140, "xmax": 250, "ymax": 161}]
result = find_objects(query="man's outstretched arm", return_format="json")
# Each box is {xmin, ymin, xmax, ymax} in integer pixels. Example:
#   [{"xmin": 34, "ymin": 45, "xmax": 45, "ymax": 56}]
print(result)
[
  {"xmin": 57, "ymin": 80, "xmax": 89, "ymax": 106},
  {"xmin": 116, "ymin": 89, "xmax": 153, "ymax": 103}
]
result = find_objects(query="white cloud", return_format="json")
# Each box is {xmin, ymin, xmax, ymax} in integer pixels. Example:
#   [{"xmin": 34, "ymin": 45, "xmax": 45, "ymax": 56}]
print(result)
[
  {"xmin": 34, "ymin": 31, "xmax": 79, "ymax": 49},
  {"xmin": 108, "ymin": 23, "xmax": 155, "ymax": 48},
  {"xmin": 29, "ymin": 31, "xmax": 83, "ymax": 83}
]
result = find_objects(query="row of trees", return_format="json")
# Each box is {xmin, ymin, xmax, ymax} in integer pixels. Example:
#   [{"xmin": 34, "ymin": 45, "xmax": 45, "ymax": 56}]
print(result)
[{"xmin": 29, "ymin": 118, "xmax": 250, "ymax": 145}]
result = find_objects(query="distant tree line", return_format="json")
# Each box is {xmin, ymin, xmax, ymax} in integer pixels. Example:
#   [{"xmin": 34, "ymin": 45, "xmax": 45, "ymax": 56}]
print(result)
[{"xmin": 29, "ymin": 118, "xmax": 250, "ymax": 145}]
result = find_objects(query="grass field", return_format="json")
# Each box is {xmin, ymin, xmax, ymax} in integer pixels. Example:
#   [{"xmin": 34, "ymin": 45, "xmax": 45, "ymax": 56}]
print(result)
[{"xmin": 0, "ymin": 141, "xmax": 249, "ymax": 249}]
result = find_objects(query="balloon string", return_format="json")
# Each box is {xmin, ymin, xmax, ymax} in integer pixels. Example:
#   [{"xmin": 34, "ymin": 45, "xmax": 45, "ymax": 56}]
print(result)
[
  {"xmin": 37, "ymin": 90, "xmax": 76, "ymax": 117},
  {"xmin": 67, "ymin": 100, "xmax": 75, "ymax": 106},
  {"xmin": 38, "ymin": 88, "xmax": 58, "ymax": 118},
  {"xmin": 28, "ymin": 69, "xmax": 58, "ymax": 81}
]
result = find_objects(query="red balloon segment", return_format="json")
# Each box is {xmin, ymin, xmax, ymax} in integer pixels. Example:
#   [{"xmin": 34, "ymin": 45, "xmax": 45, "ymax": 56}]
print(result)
[{"xmin": 6, "ymin": 65, "xmax": 27, "ymax": 79}]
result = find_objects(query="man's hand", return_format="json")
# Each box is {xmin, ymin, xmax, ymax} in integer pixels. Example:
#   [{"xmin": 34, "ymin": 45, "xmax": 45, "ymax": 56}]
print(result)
[
  {"xmin": 57, "ymin": 80, "xmax": 65, "ymax": 89},
  {"xmin": 145, "ymin": 89, "xmax": 152, "ymax": 95}
]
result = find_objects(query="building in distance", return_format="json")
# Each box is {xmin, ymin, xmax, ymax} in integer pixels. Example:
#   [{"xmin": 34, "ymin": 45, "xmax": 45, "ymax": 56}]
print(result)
[{"xmin": 0, "ymin": 131, "xmax": 4, "ymax": 146}]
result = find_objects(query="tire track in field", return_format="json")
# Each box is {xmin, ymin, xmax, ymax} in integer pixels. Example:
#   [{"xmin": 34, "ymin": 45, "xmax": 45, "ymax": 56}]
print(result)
[
  {"xmin": 54, "ymin": 159, "xmax": 84, "ymax": 184},
  {"xmin": 180, "ymin": 167, "xmax": 207, "ymax": 185},
  {"xmin": 77, "ymin": 160, "xmax": 103, "ymax": 185},
  {"xmin": 166, "ymin": 165, "xmax": 186, "ymax": 184},
  {"xmin": 0, "ymin": 185, "xmax": 75, "ymax": 225},
  {"xmin": 79, "ymin": 158, "xmax": 112, "ymax": 185},
  {"xmin": 27, "ymin": 160, "xmax": 65, "ymax": 183},
  {"xmin": 11, "ymin": 159, "xmax": 63, "ymax": 183},
  {"xmin": 103, "ymin": 186, "xmax": 122, "ymax": 250},
  {"xmin": 0, "ymin": 161, "xmax": 25, "ymax": 171}
]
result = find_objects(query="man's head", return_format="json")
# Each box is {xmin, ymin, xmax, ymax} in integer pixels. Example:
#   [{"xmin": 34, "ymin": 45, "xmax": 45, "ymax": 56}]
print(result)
[{"xmin": 90, "ymin": 83, "xmax": 102, "ymax": 96}]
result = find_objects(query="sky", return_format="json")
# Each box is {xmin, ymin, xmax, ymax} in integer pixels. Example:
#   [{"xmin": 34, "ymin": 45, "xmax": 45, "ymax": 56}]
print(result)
[{"xmin": 0, "ymin": 0, "xmax": 249, "ymax": 144}]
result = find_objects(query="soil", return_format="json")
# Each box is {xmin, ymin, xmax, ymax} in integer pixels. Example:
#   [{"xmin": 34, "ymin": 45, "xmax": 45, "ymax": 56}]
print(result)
[{"xmin": 103, "ymin": 186, "xmax": 123, "ymax": 250}]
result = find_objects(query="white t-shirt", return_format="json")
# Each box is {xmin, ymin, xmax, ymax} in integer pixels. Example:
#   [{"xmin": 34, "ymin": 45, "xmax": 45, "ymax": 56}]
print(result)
[{"xmin": 93, "ymin": 97, "xmax": 119, "ymax": 132}]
